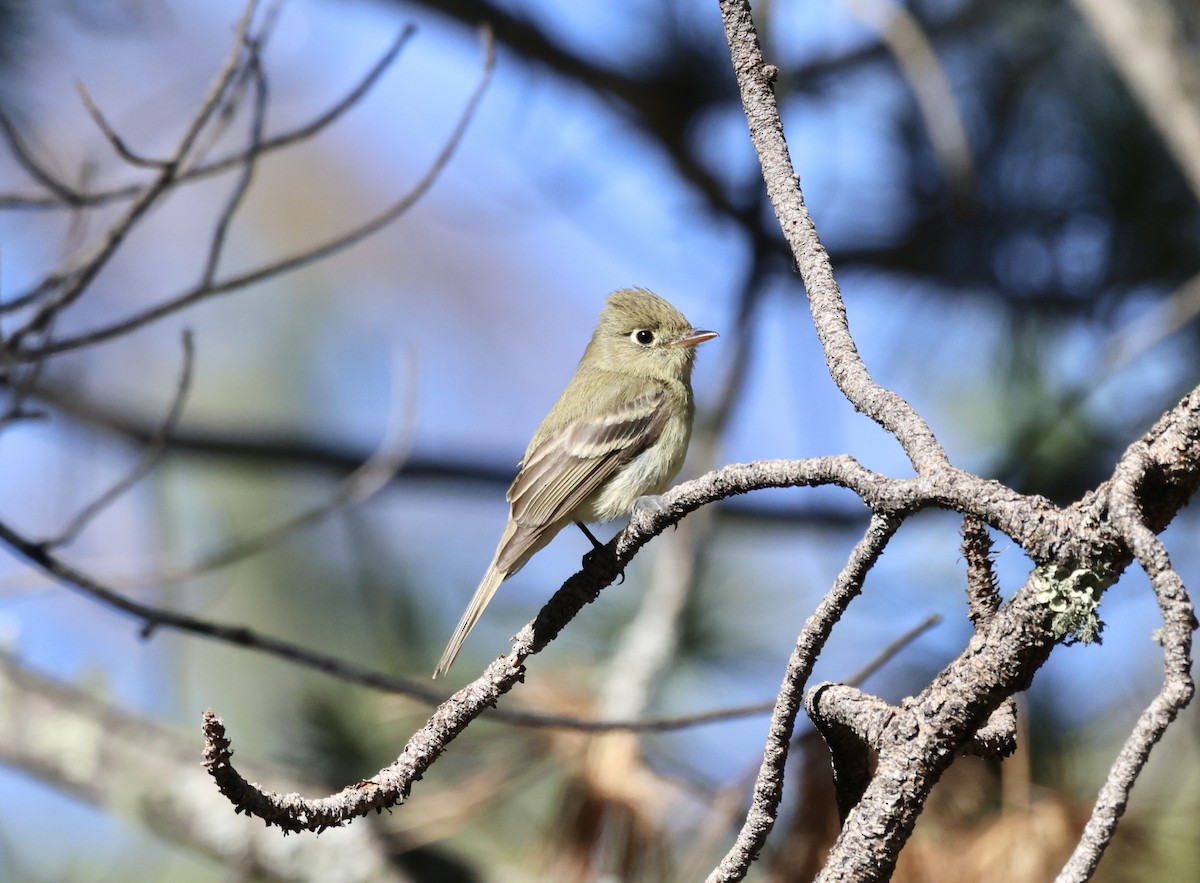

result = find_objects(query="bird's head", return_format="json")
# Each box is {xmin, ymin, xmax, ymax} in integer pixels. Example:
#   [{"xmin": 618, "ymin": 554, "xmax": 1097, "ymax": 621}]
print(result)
[{"xmin": 588, "ymin": 287, "xmax": 718, "ymax": 383}]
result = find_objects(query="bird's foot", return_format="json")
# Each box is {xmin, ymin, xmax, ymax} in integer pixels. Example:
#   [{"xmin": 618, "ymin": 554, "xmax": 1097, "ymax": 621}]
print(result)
[
  {"xmin": 582, "ymin": 544, "xmax": 625, "ymax": 583},
  {"xmin": 632, "ymin": 494, "xmax": 670, "ymax": 521}
]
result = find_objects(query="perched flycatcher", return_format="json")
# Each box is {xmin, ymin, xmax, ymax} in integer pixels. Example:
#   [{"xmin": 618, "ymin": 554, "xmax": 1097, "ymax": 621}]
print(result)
[{"xmin": 433, "ymin": 288, "xmax": 717, "ymax": 677}]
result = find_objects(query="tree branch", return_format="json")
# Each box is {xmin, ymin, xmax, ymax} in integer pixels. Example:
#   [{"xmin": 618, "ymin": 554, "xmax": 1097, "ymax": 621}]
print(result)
[
  {"xmin": 707, "ymin": 512, "xmax": 902, "ymax": 882},
  {"xmin": 9, "ymin": 26, "xmax": 494, "ymax": 362},
  {"xmin": 1056, "ymin": 416, "xmax": 1198, "ymax": 880},
  {"xmin": 717, "ymin": 0, "xmax": 948, "ymax": 473},
  {"xmin": 0, "ymin": 653, "xmax": 408, "ymax": 881},
  {"xmin": 7, "ymin": 0, "xmax": 262, "ymax": 344},
  {"xmin": 47, "ymin": 330, "xmax": 195, "ymax": 548}
]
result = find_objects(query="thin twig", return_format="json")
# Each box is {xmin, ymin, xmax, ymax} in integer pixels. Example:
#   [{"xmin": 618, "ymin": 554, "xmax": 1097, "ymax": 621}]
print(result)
[
  {"xmin": 76, "ymin": 82, "xmax": 169, "ymax": 169},
  {"xmin": 0, "ymin": 24, "xmax": 410, "ymax": 318},
  {"xmin": 0, "ymin": 26, "xmax": 416, "ymax": 214},
  {"xmin": 0, "ymin": 515, "xmax": 445, "ymax": 705},
  {"xmin": 7, "ymin": 0, "xmax": 261, "ymax": 344},
  {"xmin": 707, "ymin": 512, "xmax": 903, "ymax": 883},
  {"xmin": 0, "ymin": 309, "xmax": 53, "ymax": 427},
  {"xmin": 199, "ymin": 38, "xmax": 270, "ymax": 286},
  {"xmin": 1102, "ymin": 269, "xmax": 1200, "ymax": 375},
  {"xmin": 152, "ymin": 346, "xmax": 418, "ymax": 585},
  {"xmin": 0, "ymin": 505, "xmax": 933, "ymax": 737},
  {"xmin": 718, "ymin": 0, "xmax": 948, "ymax": 473},
  {"xmin": 1056, "ymin": 447, "xmax": 1197, "ymax": 881},
  {"xmin": 962, "ymin": 513, "xmax": 1001, "ymax": 627},
  {"xmin": 838, "ymin": 611, "xmax": 941, "ymax": 689},
  {"xmin": 0, "ymin": 111, "xmax": 88, "ymax": 206},
  {"xmin": 464, "ymin": 612, "xmax": 936, "ymax": 733},
  {"xmin": 48, "ymin": 331, "xmax": 195, "ymax": 548},
  {"xmin": 12, "ymin": 25, "xmax": 496, "ymax": 361}
]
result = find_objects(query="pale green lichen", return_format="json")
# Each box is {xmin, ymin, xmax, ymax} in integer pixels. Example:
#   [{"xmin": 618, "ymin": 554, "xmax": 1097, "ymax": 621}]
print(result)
[{"xmin": 1032, "ymin": 562, "xmax": 1114, "ymax": 645}]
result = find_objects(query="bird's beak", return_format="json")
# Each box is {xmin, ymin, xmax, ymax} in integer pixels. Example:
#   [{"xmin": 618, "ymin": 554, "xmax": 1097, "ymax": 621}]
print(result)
[{"xmin": 670, "ymin": 329, "xmax": 719, "ymax": 348}]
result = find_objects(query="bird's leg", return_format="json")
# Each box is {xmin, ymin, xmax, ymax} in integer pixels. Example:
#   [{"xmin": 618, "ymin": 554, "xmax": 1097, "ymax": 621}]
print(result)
[
  {"xmin": 575, "ymin": 521, "xmax": 624, "ymax": 584},
  {"xmin": 575, "ymin": 521, "xmax": 605, "ymax": 550}
]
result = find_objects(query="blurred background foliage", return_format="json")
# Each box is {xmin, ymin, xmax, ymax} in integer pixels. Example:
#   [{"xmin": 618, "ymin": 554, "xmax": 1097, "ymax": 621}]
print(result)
[{"xmin": 0, "ymin": 0, "xmax": 1198, "ymax": 880}]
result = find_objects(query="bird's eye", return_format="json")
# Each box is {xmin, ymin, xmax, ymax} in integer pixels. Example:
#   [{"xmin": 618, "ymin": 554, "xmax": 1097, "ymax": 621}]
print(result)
[{"xmin": 633, "ymin": 329, "xmax": 655, "ymax": 346}]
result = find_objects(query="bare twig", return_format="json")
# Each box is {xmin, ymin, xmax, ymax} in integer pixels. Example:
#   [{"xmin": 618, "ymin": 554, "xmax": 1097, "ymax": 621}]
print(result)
[
  {"xmin": 960, "ymin": 512, "xmax": 1018, "ymax": 761},
  {"xmin": 11, "ymin": 25, "xmax": 496, "ymax": 361},
  {"xmin": 503, "ymin": 611, "xmax": 954, "ymax": 731},
  {"xmin": 1102, "ymin": 269, "xmax": 1200, "ymax": 375},
  {"xmin": 199, "ymin": 38, "xmax": 270, "ymax": 286},
  {"xmin": 0, "ymin": 111, "xmax": 88, "ymax": 206},
  {"xmin": 48, "ymin": 331, "xmax": 195, "ymax": 548},
  {"xmin": 77, "ymin": 81, "xmax": 169, "ymax": 169},
  {"xmin": 836, "ymin": 611, "xmax": 941, "ymax": 690},
  {"xmin": 707, "ymin": 512, "xmax": 902, "ymax": 882},
  {"xmin": 0, "ymin": 312, "xmax": 53, "ymax": 427},
  {"xmin": 962, "ymin": 513, "xmax": 1001, "ymax": 627},
  {"xmin": 1056, "ymin": 446, "xmax": 1197, "ymax": 881},
  {"xmin": 152, "ymin": 347, "xmax": 418, "ymax": 585},
  {"xmin": 7, "ymin": 0, "xmax": 261, "ymax": 344},
  {"xmin": 0, "ymin": 515, "xmax": 446, "ymax": 704},
  {"xmin": 0, "ymin": 26, "xmax": 416, "ymax": 213},
  {"xmin": 718, "ymin": 0, "xmax": 949, "ymax": 474}
]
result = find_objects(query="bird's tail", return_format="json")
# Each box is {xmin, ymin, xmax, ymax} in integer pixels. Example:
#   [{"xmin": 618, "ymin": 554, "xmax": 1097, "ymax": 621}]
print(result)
[{"xmin": 433, "ymin": 563, "xmax": 506, "ymax": 678}]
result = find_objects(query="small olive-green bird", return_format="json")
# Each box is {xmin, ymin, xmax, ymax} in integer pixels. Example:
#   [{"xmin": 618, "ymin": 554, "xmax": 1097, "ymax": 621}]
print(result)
[{"xmin": 433, "ymin": 288, "xmax": 717, "ymax": 677}]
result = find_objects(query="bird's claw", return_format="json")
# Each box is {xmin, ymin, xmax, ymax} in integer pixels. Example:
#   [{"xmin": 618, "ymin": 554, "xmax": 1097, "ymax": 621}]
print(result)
[
  {"xmin": 582, "ymin": 544, "xmax": 626, "ymax": 584},
  {"xmin": 632, "ymin": 494, "xmax": 669, "ymax": 520}
]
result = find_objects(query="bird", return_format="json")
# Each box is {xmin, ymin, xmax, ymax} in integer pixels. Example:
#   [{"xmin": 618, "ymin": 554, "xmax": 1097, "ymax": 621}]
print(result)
[{"xmin": 433, "ymin": 288, "xmax": 717, "ymax": 677}]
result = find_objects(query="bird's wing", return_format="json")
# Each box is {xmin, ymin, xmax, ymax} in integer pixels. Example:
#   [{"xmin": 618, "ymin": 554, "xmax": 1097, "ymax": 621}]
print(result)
[{"xmin": 495, "ymin": 379, "xmax": 669, "ymax": 572}]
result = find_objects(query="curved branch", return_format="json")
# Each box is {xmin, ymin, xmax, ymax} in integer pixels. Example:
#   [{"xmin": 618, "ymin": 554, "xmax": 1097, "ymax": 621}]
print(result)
[
  {"xmin": 0, "ymin": 654, "xmax": 409, "ymax": 881},
  {"xmin": 718, "ymin": 0, "xmax": 948, "ymax": 473},
  {"xmin": 1057, "ymin": 446, "xmax": 1197, "ymax": 880},
  {"xmin": 203, "ymin": 502, "xmax": 906, "ymax": 833},
  {"xmin": 707, "ymin": 512, "xmax": 902, "ymax": 882},
  {"xmin": 204, "ymin": 453, "xmax": 1029, "ymax": 831}
]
